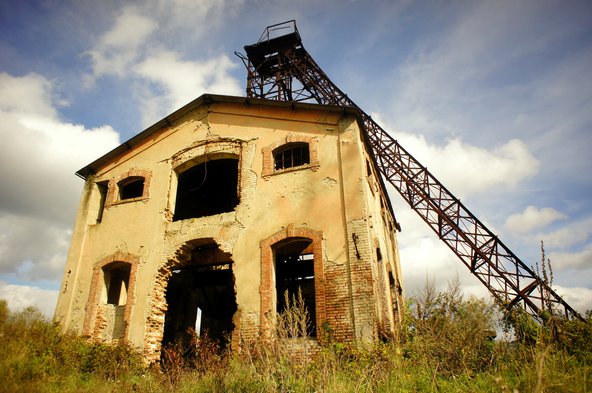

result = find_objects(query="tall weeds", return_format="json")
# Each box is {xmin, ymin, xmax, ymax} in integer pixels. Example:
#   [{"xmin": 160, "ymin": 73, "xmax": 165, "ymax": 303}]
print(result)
[
  {"xmin": 276, "ymin": 289, "xmax": 311, "ymax": 339},
  {"xmin": 1, "ymin": 282, "xmax": 590, "ymax": 393},
  {"xmin": 0, "ymin": 300, "xmax": 144, "ymax": 392}
]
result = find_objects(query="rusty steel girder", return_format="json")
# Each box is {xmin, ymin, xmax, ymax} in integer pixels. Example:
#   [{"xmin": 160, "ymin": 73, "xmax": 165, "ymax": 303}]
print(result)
[{"xmin": 237, "ymin": 21, "xmax": 583, "ymax": 323}]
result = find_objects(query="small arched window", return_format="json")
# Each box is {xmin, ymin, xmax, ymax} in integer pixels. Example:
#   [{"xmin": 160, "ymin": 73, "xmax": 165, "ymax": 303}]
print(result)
[
  {"xmin": 118, "ymin": 176, "xmax": 145, "ymax": 200},
  {"xmin": 273, "ymin": 143, "xmax": 310, "ymax": 171}
]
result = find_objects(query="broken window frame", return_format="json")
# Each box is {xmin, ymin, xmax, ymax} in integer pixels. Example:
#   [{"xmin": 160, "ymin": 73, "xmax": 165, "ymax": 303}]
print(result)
[
  {"xmin": 273, "ymin": 142, "xmax": 311, "ymax": 171},
  {"xmin": 82, "ymin": 254, "xmax": 138, "ymax": 341},
  {"xmin": 102, "ymin": 262, "xmax": 131, "ymax": 306},
  {"xmin": 117, "ymin": 176, "xmax": 145, "ymax": 201},
  {"xmin": 172, "ymin": 154, "xmax": 241, "ymax": 221}
]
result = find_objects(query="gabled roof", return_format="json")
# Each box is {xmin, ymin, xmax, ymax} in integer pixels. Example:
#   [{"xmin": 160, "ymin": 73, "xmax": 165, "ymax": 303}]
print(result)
[{"xmin": 76, "ymin": 94, "xmax": 360, "ymax": 179}]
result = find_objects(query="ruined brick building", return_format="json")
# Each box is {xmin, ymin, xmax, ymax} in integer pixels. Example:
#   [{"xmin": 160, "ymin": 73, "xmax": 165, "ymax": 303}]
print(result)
[{"xmin": 54, "ymin": 94, "xmax": 404, "ymax": 362}]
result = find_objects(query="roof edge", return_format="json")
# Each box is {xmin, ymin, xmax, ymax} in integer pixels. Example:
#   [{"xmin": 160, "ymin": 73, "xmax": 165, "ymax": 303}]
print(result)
[{"xmin": 76, "ymin": 93, "xmax": 359, "ymax": 179}]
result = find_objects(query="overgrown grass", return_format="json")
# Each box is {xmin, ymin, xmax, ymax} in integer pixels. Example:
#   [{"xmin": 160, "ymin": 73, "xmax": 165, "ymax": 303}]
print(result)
[{"xmin": 1, "ymin": 286, "xmax": 590, "ymax": 392}]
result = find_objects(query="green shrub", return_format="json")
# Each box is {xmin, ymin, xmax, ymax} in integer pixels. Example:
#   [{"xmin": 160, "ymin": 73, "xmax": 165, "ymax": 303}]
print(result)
[{"xmin": 402, "ymin": 278, "xmax": 496, "ymax": 376}]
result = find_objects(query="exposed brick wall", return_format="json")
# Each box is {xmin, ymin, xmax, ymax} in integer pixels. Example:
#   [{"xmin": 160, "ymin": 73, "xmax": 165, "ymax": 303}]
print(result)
[
  {"xmin": 143, "ymin": 242, "xmax": 193, "ymax": 362},
  {"xmin": 375, "ymin": 250, "xmax": 394, "ymax": 337},
  {"xmin": 82, "ymin": 252, "xmax": 140, "ymax": 343},
  {"xmin": 259, "ymin": 225, "xmax": 326, "ymax": 342},
  {"xmin": 284, "ymin": 338, "xmax": 322, "ymax": 362},
  {"xmin": 261, "ymin": 135, "xmax": 320, "ymax": 178},
  {"xmin": 322, "ymin": 257, "xmax": 355, "ymax": 342},
  {"xmin": 346, "ymin": 219, "xmax": 378, "ymax": 342},
  {"xmin": 231, "ymin": 309, "xmax": 260, "ymax": 351},
  {"xmin": 171, "ymin": 139, "xmax": 243, "ymax": 171},
  {"xmin": 142, "ymin": 238, "xmax": 240, "ymax": 362}
]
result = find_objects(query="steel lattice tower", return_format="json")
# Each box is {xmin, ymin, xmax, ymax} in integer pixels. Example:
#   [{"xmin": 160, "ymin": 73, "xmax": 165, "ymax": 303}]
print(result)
[{"xmin": 236, "ymin": 21, "xmax": 582, "ymax": 323}]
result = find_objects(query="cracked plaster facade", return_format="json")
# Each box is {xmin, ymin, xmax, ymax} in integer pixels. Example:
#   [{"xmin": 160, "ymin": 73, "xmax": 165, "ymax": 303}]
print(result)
[{"xmin": 54, "ymin": 94, "xmax": 405, "ymax": 363}]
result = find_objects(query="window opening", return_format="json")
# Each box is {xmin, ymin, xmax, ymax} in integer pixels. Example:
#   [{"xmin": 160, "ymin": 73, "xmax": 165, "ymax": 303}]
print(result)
[
  {"xmin": 174, "ymin": 158, "xmax": 239, "ymax": 221},
  {"xmin": 366, "ymin": 159, "xmax": 373, "ymax": 177},
  {"xmin": 389, "ymin": 271, "xmax": 402, "ymax": 296},
  {"xmin": 118, "ymin": 177, "xmax": 144, "ymax": 200},
  {"xmin": 273, "ymin": 143, "xmax": 310, "ymax": 171},
  {"xmin": 96, "ymin": 181, "xmax": 108, "ymax": 223},
  {"xmin": 274, "ymin": 239, "xmax": 316, "ymax": 337},
  {"xmin": 103, "ymin": 263, "xmax": 130, "ymax": 306},
  {"xmin": 163, "ymin": 243, "xmax": 237, "ymax": 352}
]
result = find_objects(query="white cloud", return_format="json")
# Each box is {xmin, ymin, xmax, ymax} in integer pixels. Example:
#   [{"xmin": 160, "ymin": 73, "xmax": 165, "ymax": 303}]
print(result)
[
  {"xmin": 135, "ymin": 51, "xmax": 242, "ymax": 124},
  {"xmin": 86, "ymin": 7, "xmax": 157, "ymax": 79},
  {"xmin": 153, "ymin": 0, "xmax": 244, "ymax": 31},
  {"xmin": 536, "ymin": 216, "xmax": 592, "ymax": 249},
  {"xmin": 0, "ymin": 72, "xmax": 120, "ymax": 284},
  {"xmin": 400, "ymin": 134, "xmax": 538, "ymax": 197},
  {"xmin": 0, "ymin": 72, "xmax": 57, "ymax": 117},
  {"xmin": 374, "ymin": 112, "xmax": 539, "ymax": 198},
  {"xmin": 0, "ymin": 281, "xmax": 58, "ymax": 318},
  {"xmin": 99, "ymin": 8, "xmax": 155, "ymax": 50},
  {"xmin": 548, "ymin": 247, "xmax": 592, "ymax": 271},
  {"xmin": 380, "ymin": 0, "xmax": 592, "ymax": 184},
  {"xmin": 0, "ymin": 214, "xmax": 71, "ymax": 280},
  {"xmin": 505, "ymin": 205, "xmax": 567, "ymax": 234},
  {"xmin": 0, "ymin": 109, "xmax": 119, "ymax": 223},
  {"xmin": 553, "ymin": 285, "xmax": 592, "ymax": 315},
  {"xmin": 83, "ymin": 2, "xmax": 244, "ymax": 125},
  {"xmin": 84, "ymin": 0, "xmax": 245, "ymax": 84}
]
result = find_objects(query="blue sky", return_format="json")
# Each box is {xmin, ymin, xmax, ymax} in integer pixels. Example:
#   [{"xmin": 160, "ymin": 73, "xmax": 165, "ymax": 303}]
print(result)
[{"xmin": 0, "ymin": 0, "xmax": 591, "ymax": 317}]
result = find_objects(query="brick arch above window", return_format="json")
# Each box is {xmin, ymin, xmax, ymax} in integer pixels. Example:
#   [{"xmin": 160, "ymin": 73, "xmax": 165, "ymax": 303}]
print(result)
[
  {"xmin": 105, "ymin": 168, "xmax": 152, "ymax": 206},
  {"xmin": 171, "ymin": 139, "xmax": 243, "ymax": 172},
  {"xmin": 261, "ymin": 135, "xmax": 320, "ymax": 178},
  {"xmin": 259, "ymin": 225, "xmax": 325, "ymax": 340}
]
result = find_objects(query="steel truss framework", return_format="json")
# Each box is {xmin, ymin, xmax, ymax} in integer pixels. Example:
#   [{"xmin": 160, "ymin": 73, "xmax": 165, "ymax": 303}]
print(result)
[{"xmin": 236, "ymin": 21, "xmax": 582, "ymax": 323}]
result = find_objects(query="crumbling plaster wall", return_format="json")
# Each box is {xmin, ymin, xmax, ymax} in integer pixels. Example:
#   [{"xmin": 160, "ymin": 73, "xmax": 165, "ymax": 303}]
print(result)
[{"xmin": 54, "ymin": 100, "xmax": 404, "ymax": 362}]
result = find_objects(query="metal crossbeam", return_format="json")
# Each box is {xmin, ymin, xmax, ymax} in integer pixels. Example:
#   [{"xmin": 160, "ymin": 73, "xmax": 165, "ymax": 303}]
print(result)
[{"xmin": 237, "ymin": 21, "xmax": 582, "ymax": 322}]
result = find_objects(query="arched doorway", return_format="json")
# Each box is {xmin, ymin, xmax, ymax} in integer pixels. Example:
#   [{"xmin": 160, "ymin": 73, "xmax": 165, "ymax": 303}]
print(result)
[
  {"xmin": 259, "ymin": 226, "xmax": 325, "ymax": 340},
  {"xmin": 162, "ymin": 241, "xmax": 237, "ymax": 350}
]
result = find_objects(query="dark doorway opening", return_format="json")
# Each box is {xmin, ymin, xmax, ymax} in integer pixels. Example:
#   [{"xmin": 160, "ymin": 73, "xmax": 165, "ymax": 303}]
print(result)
[
  {"xmin": 173, "ymin": 158, "xmax": 239, "ymax": 221},
  {"xmin": 274, "ymin": 238, "xmax": 316, "ymax": 337},
  {"xmin": 162, "ymin": 243, "xmax": 237, "ymax": 351}
]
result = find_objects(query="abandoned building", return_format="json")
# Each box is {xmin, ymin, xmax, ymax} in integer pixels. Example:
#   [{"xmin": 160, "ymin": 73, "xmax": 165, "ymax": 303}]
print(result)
[{"xmin": 53, "ymin": 94, "xmax": 405, "ymax": 362}]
